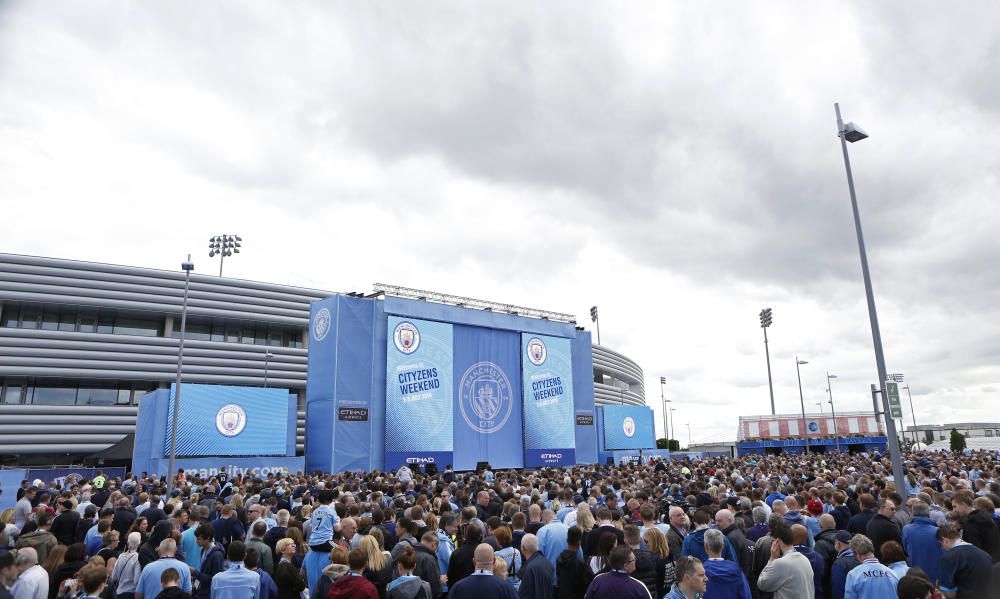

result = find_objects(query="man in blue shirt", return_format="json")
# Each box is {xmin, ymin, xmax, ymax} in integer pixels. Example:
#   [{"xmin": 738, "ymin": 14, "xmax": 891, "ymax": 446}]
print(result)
[
  {"xmin": 134, "ymin": 538, "xmax": 192, "ymax": 599},
  {"xmin": 902, "ymin": 501, "xmax": 942, "ymax": 584},
  {"xmin": 211, "ymin": 541, "xmax": 260, "ymax": 599},
  {"xmin": 842, "ymin": 534, "xmax": 898, "ymax": 599}
]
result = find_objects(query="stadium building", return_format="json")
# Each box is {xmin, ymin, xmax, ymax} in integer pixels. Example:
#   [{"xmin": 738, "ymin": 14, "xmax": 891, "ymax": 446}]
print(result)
[{"xmin": 0, "ymin": 253, "xmax": 645, "ymax": 465}]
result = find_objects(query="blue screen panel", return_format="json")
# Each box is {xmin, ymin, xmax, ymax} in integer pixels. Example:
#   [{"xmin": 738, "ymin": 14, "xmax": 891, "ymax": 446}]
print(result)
[
  {"xmin": 522, "ymin": 334, "xmax": 575, "ymax": 467},
  {"xmin": 166, "ymin": 384, "xmax": 289, "ymax": 456},
  {"xmin": 384, "ymin": 316, "xmax": 454, "ymax": 470},
  {"xmin": 601, "ymin": 405, "xmax": 655, "ymax": 450}
]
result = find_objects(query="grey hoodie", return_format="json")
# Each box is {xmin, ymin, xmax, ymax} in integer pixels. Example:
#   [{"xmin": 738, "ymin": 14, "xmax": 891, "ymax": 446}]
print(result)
[
  {"xmin": 311, "ymin": 563, "xmax": 350, "ymax": 599},
  {"xmin": 388, "ymin": 576, "xmax": 432, "ymax": 599}
]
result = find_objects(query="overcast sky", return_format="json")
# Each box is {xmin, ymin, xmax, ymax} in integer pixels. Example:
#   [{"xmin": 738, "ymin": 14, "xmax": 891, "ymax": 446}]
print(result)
[{"xmin": 2, "ymin": 2, "xmax": 998, "ymax": 444}]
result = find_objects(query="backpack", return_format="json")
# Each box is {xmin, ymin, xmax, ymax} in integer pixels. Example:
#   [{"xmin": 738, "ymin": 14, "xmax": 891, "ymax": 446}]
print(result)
[{"xmin": 499, "ymin": 547, "xmax": 521, "ymax": 590}]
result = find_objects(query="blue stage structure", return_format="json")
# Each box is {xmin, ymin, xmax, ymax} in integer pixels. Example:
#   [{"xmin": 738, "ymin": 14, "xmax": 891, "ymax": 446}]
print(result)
[{"xmin": 305, "ymin": 294, "xmax": 654, "ymax": 472}]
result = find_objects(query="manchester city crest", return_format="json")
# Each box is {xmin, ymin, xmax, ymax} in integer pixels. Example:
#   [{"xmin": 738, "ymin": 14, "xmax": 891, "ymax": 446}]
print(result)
[
  {"xmin": 215, "ymin": 404, "xmax": 247, "ymax": 437},
  {"xmin": 526, "ymin": 337, "xmax": 547, "ymax": 366},
  {"xmin": 312, "ymin": 307, "xmax": 331, "ymax": 342},
  {"xmin": 393, "ymin": 321, "xmax": 421, "ymax": 354},
  {"xmin": 459, "ymin": 361, "xmax": 513, "ymax": 434},
  {"xmin": 623, "ymin": 416, "xmax": 636, "ymax": 438}
]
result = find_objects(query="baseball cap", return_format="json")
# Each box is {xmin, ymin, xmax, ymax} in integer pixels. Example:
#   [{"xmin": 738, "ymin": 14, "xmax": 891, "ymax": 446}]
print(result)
[{"xmin": 835, "ymin": 531, "xmax": 852, "ymax": 544}]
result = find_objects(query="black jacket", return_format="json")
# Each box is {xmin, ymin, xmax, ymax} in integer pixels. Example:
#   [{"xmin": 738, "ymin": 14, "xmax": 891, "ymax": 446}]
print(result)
[
  {"xmin": 111, "ymin": 507, "xmax": 137, "ymax": 547},
  {"xmin": 831, "ymin": 506, "xmax": 851, "ymax": 531},
  {"xmin": 408, "ymin": 544, "xmax": 441, "ymax": 598},
  {"xmin": 274, "ymin": 560, "xmax": 306, "ymax": 599},
  {"xmin": 865, "ymin": 514, "xmax": 901, "ymax": 562},
  {"xmin": 49, "ymin": 560, "xmax": 87, "ymax": 599},
  {"xmin": 584, "ymin": 525, "xmax": 624, "ymax": 558},
  {"xmin": 846, "ymin": 509, "xmax": 875, "ymax": 535},
  {"xmin": 630, "ymin": 547, "xmax": 658, "ymax": 596},
  {"xmin": 556, "ymin": 549, "xmax": 592, "ymax": 599},
  {"xmin": 155, "ymin": 587, "xmax": 190, "ymax": 599},
  {"xmin": 74, "ymin": 517, "xmax": 95, "ymax": 545},
  {"xmin": 52, "ymin": 510, "xmax": 81, "ymax": 546},
  {"xmin": 962, "ymin": 509, "xmax": 1000, "ymax": 563},
  {"xmin": 447, "ymin": 539, "xmax": 478, "ymax": 589}
]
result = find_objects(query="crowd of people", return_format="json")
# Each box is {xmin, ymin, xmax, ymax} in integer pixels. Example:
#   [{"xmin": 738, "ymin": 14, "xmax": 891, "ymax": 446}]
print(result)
[{"xmin": 1, "ymin": 448, "xmax": 999, "ymax": 599}]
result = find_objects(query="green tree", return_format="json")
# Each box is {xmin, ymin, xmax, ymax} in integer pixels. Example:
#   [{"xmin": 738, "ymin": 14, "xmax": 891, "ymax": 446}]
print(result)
[
  {"xmin": 950, "ymin": 428, "xmax": 967, "ymax": 452},
  {"xmin": 668, "ymin": 439, "xmax": 680, "ymax": 451},
  {"xmin": 656, "ymin": 437, "xmax": 669, "ymax": 449}
]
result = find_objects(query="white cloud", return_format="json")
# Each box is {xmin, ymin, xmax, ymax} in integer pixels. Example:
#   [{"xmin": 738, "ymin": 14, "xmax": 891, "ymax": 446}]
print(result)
[{"xmin": 1, "ymin": 1, "xmax": 997, "ymax": 444}]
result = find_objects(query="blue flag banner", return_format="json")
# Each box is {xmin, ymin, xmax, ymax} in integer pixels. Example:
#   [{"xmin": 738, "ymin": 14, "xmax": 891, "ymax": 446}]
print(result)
[
  {"xmin": 384, "ymin": 316, "xmax": 454, "ymax": 470},
  {"xmin": 521, "ymin": 334, "xmax": 576, "ymax": 467},
  {"xmin": 453, "ymin": 325, "xmax": 524, "ymax": 470}
]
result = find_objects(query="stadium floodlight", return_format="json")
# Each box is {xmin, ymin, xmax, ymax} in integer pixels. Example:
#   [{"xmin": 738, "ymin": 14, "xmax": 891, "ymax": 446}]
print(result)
[
  {"xmin": 796, "ymin": 358, "xmax": 809, "ymax": 454},
  {"xmin": 759, "ymin": 308, "xmax": 776, "ymax": 415},
  {"xmin": 166, "ymin": 255, "xmax": 194, "ymax": 500},
  {"xmin": 834, "ymin": 102, "xmax": 905, "ymax": 492},
  {"xmin": 589, "ymin": 306, "xmax": 601, "ymax": 345},
  {"xmin": 827, "ymin": 372, "xmax": 840, "ymax": 452},
  {"xmin": 371, "ymin": 283, "xmax": 577, "ymax": 324},
  {"xmin": 208, "ymin": 234, "xmax": 242, "ymax": 276},
  {"xmin": 659, "ymin": 377, "xmax": 672, "ymax": 444}
]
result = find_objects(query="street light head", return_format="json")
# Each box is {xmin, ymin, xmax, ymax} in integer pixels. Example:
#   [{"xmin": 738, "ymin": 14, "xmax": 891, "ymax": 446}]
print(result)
[
  {"xmin": 843, "ymin": 122, "xmax": 868, "ymax": 143},
  {"xmin": 798, "ymin": 360, "xmax": 808, "ymax": 365},
  {"xmin": 828, "ymin": 374, "xmax": 838, "ymax": 379},
  {"xmin": 660, "ymin": 376, "xmax": 666, "ymax": 385}
]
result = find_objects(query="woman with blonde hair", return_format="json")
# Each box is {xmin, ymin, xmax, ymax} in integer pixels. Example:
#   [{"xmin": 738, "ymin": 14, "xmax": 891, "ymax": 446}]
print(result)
[
  {"xmin": 576, "ymin": 503, "xmax": 595, "ymax": 532},
  {"xmin": 0, "ymin": 508, "xmax": 17, "ymax": 549},
  {"xmin": 359, "ymin": 534, "xmax": 393, "ymax": 597},
  {"xmin": 643, "ymin": 527, "xmax": 676, "ymax": 599},
  {"xmin": 492, "ymin": 555, "xmax": 509, "ymax": 580}
]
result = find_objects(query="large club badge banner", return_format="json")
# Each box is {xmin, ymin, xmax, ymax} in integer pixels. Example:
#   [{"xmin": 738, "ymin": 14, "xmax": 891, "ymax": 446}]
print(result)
[
  {"xmin": 453, "ymin": 325, "xmax": 524, "ymax": 470},
  {"xmin": 521, "ymin": 334, "xmax": 576, "ymax": 467},
  {"xmin": 384, "ymin": 317, "xmax": 454, "ymax": 470}
]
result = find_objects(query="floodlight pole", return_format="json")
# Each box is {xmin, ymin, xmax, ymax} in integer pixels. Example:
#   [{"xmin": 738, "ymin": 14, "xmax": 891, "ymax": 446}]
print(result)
[
  {"xmin": 761, "ymin": 310, "xmax": 776, "ymax": 415},
  {"xmin": 827, "ymin": 372, "xmax": 840, "ymax": 453},
  {"xmin": 835, "ymin": 102, "xmax": 906, "ymax": 489},
  {"xmin": 796, "ymin": 358, "xmax": 809, "ymax": 454},
  {"xmin": 660, "ymin": 377, "xmax": 672, "ymax": 446},
  {"xmin": 166, "ymin": 255, "xmax": 193, "ymax": 499},
  {"xmin": 903, "ymin": 385, "xmax": 918, "ymax": 443}
]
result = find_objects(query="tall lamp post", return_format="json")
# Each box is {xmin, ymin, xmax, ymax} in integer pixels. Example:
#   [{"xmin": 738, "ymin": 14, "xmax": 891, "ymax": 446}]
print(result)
[
  {"xmin": 796, "ymin": 358, "xmax": 809, "ymax": 454},
  {"xmin": 902, "ymin": 385, "xmax": 918, "ymax": 444},
  {"xmin": 759, "ymin": 308, "xmax": 776, "ymax": 414},
  {"xmin": 208, "ymin": 235, "xmax": 241, "ymax": 277},
  {"xmin": 166, "ymin": 255, "xmax": 194, "ymax": 500},
  {"xmin": 827, "ymin": 373, "xmax": 840, "ymax": 453},
  {"xmin": 686, "ymin": 423, "xmax": 692, "ymax": 448},
  {"xmin": 835, "ymin": 102, "xmax": 906, "ymax": 487},
  {"xmin": 590, "ymin": 306, "xmax": 601, "ymax": 345},
  {"xmin": 264, "ymin": 351, "xmax": 275, "ymax": 388},
  {"xmin": 660, "ymin": 376, "xmax": 672, "ymax": 446}
]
